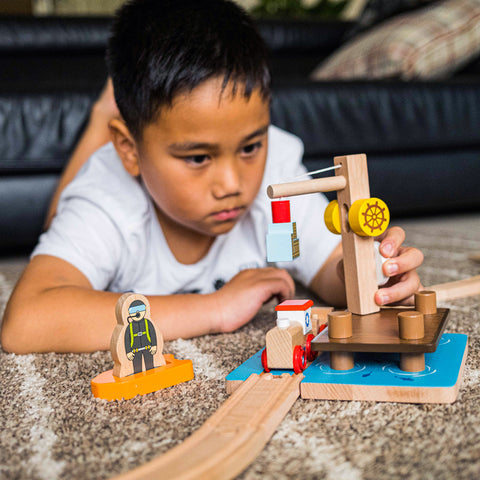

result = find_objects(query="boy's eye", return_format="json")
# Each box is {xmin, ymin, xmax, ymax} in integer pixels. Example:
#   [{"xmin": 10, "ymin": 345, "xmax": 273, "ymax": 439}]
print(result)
[
  {"xmin": 184, "ymin": 155, "xmax": 209, "ymax": 166},
  {"xmin": 242, "ymin": 141, "xmax": 263, "ymax": 155}
]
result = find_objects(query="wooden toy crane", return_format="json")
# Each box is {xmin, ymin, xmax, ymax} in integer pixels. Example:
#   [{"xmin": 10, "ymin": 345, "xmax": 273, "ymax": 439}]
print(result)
[
  {"xmin": 267, "ymin": 153, "xmax": 388, "ymax": 316},
  {"xmin": 257, "ymin": 153, "xmax": 467, "ymax": 402}
]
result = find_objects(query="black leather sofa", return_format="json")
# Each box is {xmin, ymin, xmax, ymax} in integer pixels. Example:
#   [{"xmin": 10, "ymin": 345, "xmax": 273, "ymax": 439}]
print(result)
[{"xmin": 1, "ymin": 16, "xmax": 479, "ymax": 250}]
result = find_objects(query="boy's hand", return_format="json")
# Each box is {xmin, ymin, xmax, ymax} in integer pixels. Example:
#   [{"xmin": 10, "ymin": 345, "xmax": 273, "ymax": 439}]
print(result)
[
  {"xmin": 374, "ymin": 226, "xmax": 424, "ymax": 306},
  {"xmin": 214, "ymin": 268, "xmax": 295, "ymax": 333}
]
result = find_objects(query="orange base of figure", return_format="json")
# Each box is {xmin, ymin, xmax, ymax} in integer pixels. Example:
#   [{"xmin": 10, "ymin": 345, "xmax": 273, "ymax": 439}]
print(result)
[{"xmin": 91, "ymin": 354, "xmax": 194, "ymax": 401}]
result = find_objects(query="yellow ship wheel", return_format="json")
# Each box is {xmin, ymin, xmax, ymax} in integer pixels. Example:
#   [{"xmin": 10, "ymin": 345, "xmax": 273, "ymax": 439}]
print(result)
[
  {"xmin": 324, "ymin": 199, "xmax": 341, "ymax": 235},
  {"xmin": 348, "ymin": 198, "xmax": 390, "ymax": 237}
]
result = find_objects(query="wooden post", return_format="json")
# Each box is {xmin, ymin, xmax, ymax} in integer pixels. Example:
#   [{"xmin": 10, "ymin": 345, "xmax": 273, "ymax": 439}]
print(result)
[
  {"xmin": 334, "ymin": 154, "xmax": 379, "ymax": 315},
  {"xmin": 415, "ymin": 291, "xmax": 437, "ymax": 315},
  {"xmin": 398, "ymin": 311, "xmax": 425, "ymax": 372},
  {"xmin": 328, "ymin": 311, "xmax": 354, "ymax": 370}
]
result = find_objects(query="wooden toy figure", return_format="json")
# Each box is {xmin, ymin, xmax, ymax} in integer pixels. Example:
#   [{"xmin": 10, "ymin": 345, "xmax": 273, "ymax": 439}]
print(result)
[
  {"xmin": 125, "ymin": 299, "xmax": 158, "ymax": 372},
  {"xmin": 112, "ymin": 293, "xmax": 165, "ymax": 378},
  {"xmin": 91, "ymin": 293, "xmax": 194, "ymax": 401}
]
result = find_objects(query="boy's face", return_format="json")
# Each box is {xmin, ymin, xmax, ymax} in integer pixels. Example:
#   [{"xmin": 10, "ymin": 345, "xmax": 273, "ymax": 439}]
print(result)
[{"xmin": 135, "ymin": 77, "xmax": 270, "ymax": 242}]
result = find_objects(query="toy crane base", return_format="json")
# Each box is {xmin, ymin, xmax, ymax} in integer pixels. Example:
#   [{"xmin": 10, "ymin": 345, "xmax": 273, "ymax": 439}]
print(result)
[
  {"xmin": 311, "ymin": 307, "xmax": 450, "ymax": 355},
  {"xmin": 226, "ymin": 334, "xmax": 467, "ymax": 404},
  {"xmin": 91, "ymin": 354, "xmax": 194, "ymax": 401}
]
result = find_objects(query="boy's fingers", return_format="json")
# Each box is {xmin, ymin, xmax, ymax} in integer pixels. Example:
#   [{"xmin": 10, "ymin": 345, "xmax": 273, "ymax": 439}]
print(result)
[
  {"xmin": 376, "ymin": 271, "xmax": 422, "ymax": 306},
  {"xmin": 271, "ymin": 268, "xmax": 295, "ymax": 298},
  {"xmin": 377, "ymin": 226, "xmax": 405, "ymax": 258},
  {"xmin": 382, "ymin": 246, "xmax": 424, "ymax": 278},
  {"xmin": 253, "ymin": 268, "xmax": 295, "ymax": 301}
]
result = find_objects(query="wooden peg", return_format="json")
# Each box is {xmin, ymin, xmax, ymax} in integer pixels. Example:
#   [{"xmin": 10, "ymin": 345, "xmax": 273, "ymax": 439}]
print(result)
[
  {"xmin": 330, "ymin": 351, "xmax": 355, "ymax": 371},
  {"xmin": 399, "ymin": 353, "xmax": 424, "ymax": 373},
  {"xmin": 398, "ymin": 311, "xmax": 425, "ymax": 340},
  {"xmin": 398, "ymin": 310, "xmax": 425, "ymax": 372},
  {"xmin": 328, "ymin": 311, "xmax": 354, "ymax": 370},
  {"xmin": 328, "ymin": 311, "xmax": 353, "ymax": 338},
  {"xmin": 311, "ymin": 306, "xmax": 333, "ymax": 335},
  {"xmin": 267, "ymin": 175, "xmax": 347, "ymax": 199},
  {"xmin": 415, "ymin": 291, "xmax": 437, "ymax": 315}
]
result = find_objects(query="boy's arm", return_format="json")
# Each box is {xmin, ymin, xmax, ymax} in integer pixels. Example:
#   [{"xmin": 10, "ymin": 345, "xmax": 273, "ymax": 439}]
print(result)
[
  {"xmin": 309, "ymin": 242, "xmax": 346, "ymax": 307},
  {"xmin": 1, "ymin": 256, "xmax": 295, "ymax": 354},
  {"xmin": 309, "ymin": 227, "xmax": 423, "ymax": 307},
  {"xmin": 44, "ymin": 79, "xmax": 119, "ymax": 229},
  {"xmin": 2, "ymin": 255, "xmax": 120, "ymax": 353}
]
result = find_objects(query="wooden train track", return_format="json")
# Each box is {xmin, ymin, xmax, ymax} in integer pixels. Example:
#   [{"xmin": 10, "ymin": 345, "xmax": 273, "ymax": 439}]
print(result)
[
  {"xmin": 428, "ymin": 275, "xmax": 480, "ymax": 302},
  {"xmin": 112, "ymin": 372, "xmax": 303, "ymax": 480}
]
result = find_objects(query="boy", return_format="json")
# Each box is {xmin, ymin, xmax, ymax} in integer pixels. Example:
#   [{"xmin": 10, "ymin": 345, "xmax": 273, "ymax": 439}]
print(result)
[{"xmin": 1, "ymin": 0, "xmax": 422, "ymax": 354}]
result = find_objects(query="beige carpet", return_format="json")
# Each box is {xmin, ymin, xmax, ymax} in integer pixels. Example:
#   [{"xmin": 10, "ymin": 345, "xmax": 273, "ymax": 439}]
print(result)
[{"xmin": 0, "ymin": 214, "xmax": 479, "ymax": 480}]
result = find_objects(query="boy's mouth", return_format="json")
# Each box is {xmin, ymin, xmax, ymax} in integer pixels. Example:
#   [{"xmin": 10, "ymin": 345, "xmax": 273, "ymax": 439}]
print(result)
[{"xmin": 210, "ymin": 207, "xmax": 244, "ymax": 222}]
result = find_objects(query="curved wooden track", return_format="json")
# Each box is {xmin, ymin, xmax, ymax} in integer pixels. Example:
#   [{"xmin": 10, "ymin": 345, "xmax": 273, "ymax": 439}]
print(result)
[
  {"xmin": 112, "ymin": 373, "xmax": 303, "ymax": 480},
  {"xmin": 428, "ymin": 275, "xmax": 480, "ymax": 302}
]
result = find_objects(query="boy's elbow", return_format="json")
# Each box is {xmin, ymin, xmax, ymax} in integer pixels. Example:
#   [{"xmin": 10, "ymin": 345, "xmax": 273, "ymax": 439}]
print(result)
[
  {"xmin": 1, "ymin": 307, "xmax": 36, "ymax": 354},
  {"xmin": 1, "ymin": 322, "xmax": 22, "ymax": 354}
]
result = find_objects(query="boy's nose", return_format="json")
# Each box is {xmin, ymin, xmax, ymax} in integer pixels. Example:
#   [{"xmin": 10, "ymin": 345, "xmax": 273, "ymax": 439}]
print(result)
[{"xmin": 212, "ymin": 160, "xmax": 241, "ymax": 199}]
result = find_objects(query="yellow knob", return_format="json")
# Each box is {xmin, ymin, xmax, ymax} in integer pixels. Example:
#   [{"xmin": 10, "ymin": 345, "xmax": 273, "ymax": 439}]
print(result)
[
  {"xmin": 348, "ymin": 198, "xmax": 390, "ymax": 237},
  {"xmin": 324, "ymin": 200, "xmax": 341, "ymax": 235}
]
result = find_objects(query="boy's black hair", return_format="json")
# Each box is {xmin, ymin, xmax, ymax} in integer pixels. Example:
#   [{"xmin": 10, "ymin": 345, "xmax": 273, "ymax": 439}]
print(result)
[{"xmin": 107, "ymin": 0, "xmax": 271, "ymax": 139}]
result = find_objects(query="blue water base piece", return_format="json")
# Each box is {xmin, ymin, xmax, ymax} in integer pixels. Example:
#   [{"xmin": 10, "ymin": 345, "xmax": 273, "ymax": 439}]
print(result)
[{"xmin": 226, "ymin": 334, "xmax": 468, "ymax": 404}]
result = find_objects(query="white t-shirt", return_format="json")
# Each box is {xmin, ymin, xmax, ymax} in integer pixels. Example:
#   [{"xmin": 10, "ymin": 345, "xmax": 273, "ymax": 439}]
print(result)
[{"xmin": 33, "ymin": 125, "xmax": 339, "ymax": 295}]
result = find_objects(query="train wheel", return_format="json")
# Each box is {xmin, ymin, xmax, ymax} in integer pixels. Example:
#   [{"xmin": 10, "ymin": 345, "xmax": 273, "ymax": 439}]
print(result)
[
  {"xmin": 261, "ymin": 348, "xmax": 270, "ymax": 373},
  {"xmin": 305, "ymin": 334, "xmax": 318, "ymax": 362},
  {"xmin": 293, "ymin": 345, "xmax": 307, "ymax": 374}
]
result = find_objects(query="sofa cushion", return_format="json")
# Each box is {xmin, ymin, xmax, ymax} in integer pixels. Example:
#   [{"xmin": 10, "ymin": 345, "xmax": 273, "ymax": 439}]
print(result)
[
  {"xmin": 312, "ymin": 0, "xmax": 480, "ymax": 80},
  {"xmin": 0, "ymin": 16, "xmax": 111, "ymax": 51},
  {"xmin": 2, "ymin": 80, "xmax": 480, "ymax": 174},
  {"xmin": 0, "ymin": 92, "xmax": 94, "ymax": 172},
  {"xmin": 271, "ymin": 79, "xmax": 480, "ymax": 155}
]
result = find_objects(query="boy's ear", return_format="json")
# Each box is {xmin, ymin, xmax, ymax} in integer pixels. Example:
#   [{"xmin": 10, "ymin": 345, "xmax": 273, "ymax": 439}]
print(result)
[{"xmin": 109, "ymin": 118, "xmax": 141, "ymax": 177}]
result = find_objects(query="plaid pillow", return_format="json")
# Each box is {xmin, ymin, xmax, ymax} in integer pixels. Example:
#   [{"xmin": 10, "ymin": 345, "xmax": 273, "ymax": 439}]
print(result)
[
  {"xmin": 344, "ymin": 0, "xmax": 437, "ymax": 40},
  {"xmin": 312, "ymin": 0, "xmax": 480, "ymax": 80}
]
